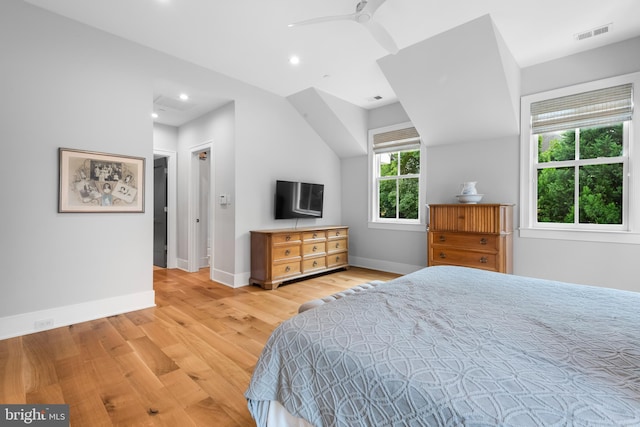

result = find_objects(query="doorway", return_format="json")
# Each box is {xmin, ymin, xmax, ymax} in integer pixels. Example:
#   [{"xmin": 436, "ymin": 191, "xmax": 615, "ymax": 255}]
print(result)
[
  {"xmin": 153, "ymin": 149, "xmax": 177, "ymax": 269},
  {"xmin": 197, "ymin": 150, "xmax": 211, "ymax": 270},
  {"xmin": 153, "ymin": 157, "xmax": 168, "ymax": 268},
  {"xmin": 188, "ymin": 141, "xmax": 214, "ymax": 278}
]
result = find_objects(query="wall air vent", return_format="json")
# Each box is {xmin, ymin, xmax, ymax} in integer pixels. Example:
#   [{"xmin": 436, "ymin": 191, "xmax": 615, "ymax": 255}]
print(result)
[{"xmin": 575, "ymin": 23, "xmax": 612, "ymax": 41}]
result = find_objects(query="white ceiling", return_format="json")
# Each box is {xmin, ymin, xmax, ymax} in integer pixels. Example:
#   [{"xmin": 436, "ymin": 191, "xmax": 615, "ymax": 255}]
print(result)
[{"xmin": 22, "ymin": 0, "xmax": 640, "ymax": 126}]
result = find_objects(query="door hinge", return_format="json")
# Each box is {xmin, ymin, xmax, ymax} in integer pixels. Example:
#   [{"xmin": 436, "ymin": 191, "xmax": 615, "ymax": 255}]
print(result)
[{"xmin": 164, "ymin": 206, "xmax": 168, "ymax": 213}]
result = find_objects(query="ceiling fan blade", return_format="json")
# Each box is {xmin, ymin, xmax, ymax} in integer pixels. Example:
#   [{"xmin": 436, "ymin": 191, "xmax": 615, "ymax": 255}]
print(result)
[
  {"xmin": 364, "ymin": 20, "xmax": 399, "ymax": 54},
  {"xmin": 288, "ymin": 13, "xmax": 357, "ymax": 28},
  {"xmin": 361, "ymin": 0, "xmax": 388, "ymax": 16}
]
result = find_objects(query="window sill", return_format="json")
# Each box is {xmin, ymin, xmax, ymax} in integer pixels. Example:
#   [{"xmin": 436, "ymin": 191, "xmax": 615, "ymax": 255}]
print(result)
[
  {"xmin": 368, "ymin": 221, "xmax": 426, "ymax": 232},
  {"xmin": 519, "ymin": 227, "xmax": 640, "ymax": 245}
]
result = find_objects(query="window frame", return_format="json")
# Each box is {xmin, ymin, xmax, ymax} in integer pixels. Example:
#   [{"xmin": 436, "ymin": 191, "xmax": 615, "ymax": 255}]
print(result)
[
  {"xmin": 368, "ymin": 122, "xmax": 427, "ymax": 232},
  {"xmin": 520, "ymin": 72, "xmax": 640, "ymax": 244}
]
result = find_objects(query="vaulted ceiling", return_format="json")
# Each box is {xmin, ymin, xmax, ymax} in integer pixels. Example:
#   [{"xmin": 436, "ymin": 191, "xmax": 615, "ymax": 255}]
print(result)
[
  {"xmin": 21, "ymin": 0, "xmax": 640, "ymax": 151},
  {"xmin": 23, "ymin": 0, "xmax": 640, "ymax": 107}
]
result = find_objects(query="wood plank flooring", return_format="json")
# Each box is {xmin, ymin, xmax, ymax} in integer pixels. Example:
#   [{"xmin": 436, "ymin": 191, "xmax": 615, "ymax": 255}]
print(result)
[{"xmin": 0, "ymin": 267, "xmax": 400, "ymax": 426}]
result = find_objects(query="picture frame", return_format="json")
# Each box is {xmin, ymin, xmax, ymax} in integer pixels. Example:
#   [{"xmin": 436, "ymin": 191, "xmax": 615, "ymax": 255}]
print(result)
[{"xmin": 58, "ymin": 148, "xmax": 145, "ymax": 213}]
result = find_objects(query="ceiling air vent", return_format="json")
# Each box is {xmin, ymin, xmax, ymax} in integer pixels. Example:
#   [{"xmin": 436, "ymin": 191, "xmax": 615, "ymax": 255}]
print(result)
[
  {"xmin": 153, "ymin": 95, "xmax": 195, "ymax": 112},
  {"xmin": 575, "ymin": 23, "xmax": 612, "ymax": 41}
]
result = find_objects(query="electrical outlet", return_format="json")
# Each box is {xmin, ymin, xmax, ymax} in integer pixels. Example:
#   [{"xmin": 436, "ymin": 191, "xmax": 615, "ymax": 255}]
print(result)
[{"xmin": 34, "ymin": 319, "xmax": 54, "ymax": 330}]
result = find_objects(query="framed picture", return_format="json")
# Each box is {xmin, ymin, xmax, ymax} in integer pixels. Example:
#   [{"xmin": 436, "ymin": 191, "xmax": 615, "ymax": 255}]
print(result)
[{"xmin": 59, "ymin": 148, "xmax": 145, "ymax": 213}]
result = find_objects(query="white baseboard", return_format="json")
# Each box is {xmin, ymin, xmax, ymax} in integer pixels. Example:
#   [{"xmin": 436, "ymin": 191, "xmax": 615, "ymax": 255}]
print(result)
[
  {"xmin": 176, "ymin": 258, "xmax": 189, "ymax": 271},
  {"xmin": 0, "ymin": 291, "xmax": 155, "ymax": 340},
  {"xmin": 349, "ymin": 256, "xmax": 424, "ymax": 276},
  {"xmin": 212, "ymin": 268, "xmax": 251, "ymax": 288},
  {"xmin": 234, "ymin": 272, "xmax": 251, "ymax": 288}
]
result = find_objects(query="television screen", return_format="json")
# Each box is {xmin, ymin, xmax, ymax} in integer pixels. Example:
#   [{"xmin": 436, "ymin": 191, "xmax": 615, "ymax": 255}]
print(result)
[{"xmin": 275, "ymin": 180, "xmax": 324, "ymax": 219}]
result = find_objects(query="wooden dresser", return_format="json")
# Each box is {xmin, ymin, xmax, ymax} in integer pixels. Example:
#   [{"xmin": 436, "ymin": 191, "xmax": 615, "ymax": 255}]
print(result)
[
  {"xmin": 428, "ymin": 204, "xmax": 513, "ymax": 273},
  {"xmin": 250, "ymin": 226, "xmax": 349, "ymax": 289}
]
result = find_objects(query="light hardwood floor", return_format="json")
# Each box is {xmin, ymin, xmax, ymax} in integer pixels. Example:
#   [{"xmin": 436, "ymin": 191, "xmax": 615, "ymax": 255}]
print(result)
[{"xmin": 0, "ymin": 267, "xmax": 400, "ymax": 426}]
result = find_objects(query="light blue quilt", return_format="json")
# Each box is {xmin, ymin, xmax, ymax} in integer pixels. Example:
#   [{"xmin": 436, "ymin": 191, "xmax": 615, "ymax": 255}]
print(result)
[{"xmin": 245, "ymin": 266, "xmax": 640, "ymax": 426}]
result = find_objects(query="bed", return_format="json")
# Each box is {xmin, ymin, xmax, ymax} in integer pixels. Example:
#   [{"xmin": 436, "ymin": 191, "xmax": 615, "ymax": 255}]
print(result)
[{"xmin": 245, "ymin": 266, "xmax": 640, "ymax": 426}]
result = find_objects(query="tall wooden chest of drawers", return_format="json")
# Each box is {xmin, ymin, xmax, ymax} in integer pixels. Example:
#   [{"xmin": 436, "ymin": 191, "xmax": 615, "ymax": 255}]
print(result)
[
  {"xmin": 428, "ymin": 204, "xmax": 513, "ymax": 273},
  {"xmin": 250, "ymin": 226, "xmax": 349, "ymax": 289}
]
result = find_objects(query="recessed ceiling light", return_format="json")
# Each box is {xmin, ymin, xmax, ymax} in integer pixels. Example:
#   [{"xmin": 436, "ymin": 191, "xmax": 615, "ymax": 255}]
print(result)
[
  {"xmin": 151, "ymin": 112, "xmax": 158, "ymax": 119},
  {"xmin": 179, "ymin": 93, "xmax": 189, "ymax": 101},
  {"xmin": 289, "ymin": 56, "xmax": 300, "ymax": 65}
]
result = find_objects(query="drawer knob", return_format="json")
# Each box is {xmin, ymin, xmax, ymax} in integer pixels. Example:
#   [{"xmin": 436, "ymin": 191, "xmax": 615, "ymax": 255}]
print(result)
[
  {"xmin": 313, "ymin": 261, "xmax": 318, "ymax": 267},
  {"xmin": 285, "ymin": 249, "xmax": 290, "ymax": 256},
  {"xmin": 336, "ymin": 231, "xmax": 340, "ymax": 236},
  {"xmin": 480, "ymin": 238, "xmax": 487, "ymax": 245},
  {"xmin": 439, "ymin": 235, "xmax": 446, "ymax": 242},
  {"xmin": 480, "ymin": 257, "xmax": 488, "ymax": 264},
  {"xmin": 335, "ymin": 243, "xmax": 340, "ymax": 248},
  {"xmin": 439, "ymin": 252, "xmax": 446, "ymax": 259},
  {"xmin": 335, "ymin": 256, "xmax": 340, "ymax": 261},
  {"xmin": 312, "ymin": 245, "xmax": 317, "ymax": 252},
  {"xmin": 285, "ymin": 235, "xmax": 291, "ymax": 241},
  {"xmin": 285, "ymin": 266, "xmax": 291, "ymax": 272}
]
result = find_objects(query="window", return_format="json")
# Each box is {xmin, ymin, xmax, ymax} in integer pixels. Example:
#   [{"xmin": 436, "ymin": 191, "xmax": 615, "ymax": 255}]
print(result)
[
  {"xmin": 368, "ymin": 123, "xmax": 426, "ymax": 231},
  {"xmin": 520, "ymin": 72, "xmax": 640, "ymax": 243},
  {"xmin": 536, "ymin": 124, "xmax": 627, "ymax": 227}
]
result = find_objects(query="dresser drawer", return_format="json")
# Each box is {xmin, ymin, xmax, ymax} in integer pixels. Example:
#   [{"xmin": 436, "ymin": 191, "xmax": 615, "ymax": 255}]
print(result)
[
  {"xmin": 327, "ymin": 252, "xmax": 348, "ymax": 268},
  {"xmin": 327, "ymin": 238, "xmax": 347, "ymax": 253},
  {"xmin": 303, "ymin": 256, "xmax": 326, "ymax": 272},
  {"xmin": 303, "ymin": 242, "xmax": 326, "ymax": 257},
  {"xmin": 431, "ymin": 248, "xmax": 498, "ymax": 271},
  {"xmin": 272, "ymin": 261, "xmax": 301, "ymax": 279},
  {"xmin": 431, "ymin": 232, "xmax": 497, "ymax": 251},
  {"xmin": 327, "ymin": 228, "xmax": 348, "ymax": 239},
  {"xmin": 303, "ymin": 230, "xmax": 326, "ymax": 241},
  {"xmin": 273, "ymin": 245, "xmax": 301, "ymax": 261},
  {"xmin": 273, "ymin": 233, "xmax": 301, "ymax": 245}
]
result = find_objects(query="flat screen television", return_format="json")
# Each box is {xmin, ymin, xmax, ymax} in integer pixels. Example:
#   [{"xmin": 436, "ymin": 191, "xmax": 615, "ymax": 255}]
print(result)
[{"xmin": 275, "ymin": 180, "xmax": 324, "ymax": 219}]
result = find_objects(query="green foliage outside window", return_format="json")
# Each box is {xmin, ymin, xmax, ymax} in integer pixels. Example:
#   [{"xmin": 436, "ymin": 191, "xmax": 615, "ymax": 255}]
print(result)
[
  {"xmin": 537, "ymin": 124, "xmax": 624, "ymax": 224},
  {"xmin": 378, "ymin": 150, "xmax": 420, "ymax": 220}
]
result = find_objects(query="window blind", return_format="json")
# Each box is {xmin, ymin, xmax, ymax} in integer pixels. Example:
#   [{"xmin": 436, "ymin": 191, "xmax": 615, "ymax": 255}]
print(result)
[
  {"xmin": 531, "ymin": 83, "xmax": 633, "ymax": 134},
  {"xmin": 372, "ymin": 127, "xmax": 420, "ymax": 153}
]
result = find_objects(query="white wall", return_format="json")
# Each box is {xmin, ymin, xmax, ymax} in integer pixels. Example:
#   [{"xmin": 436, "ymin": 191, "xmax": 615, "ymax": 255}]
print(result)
[
  {"xmin": 234, "ymin": 94, "xmax": 344, "ymax": 280},
  {"xmin": 347, "ymin": 37, "xmax": 640, "ymax": 292},
  {"xmin": 342, "ymin": 103, "xmax": 427, "ymax": 274},
  {"xmin": 426, "ymin": 136, "xmax": 519, "ymax": 206},
  {"xmin": 163, "ymin": 69, "xmax": 344, "ymax": 287},
  {"xmin": 515, "ymin": 37, "xmax": 640, "ymax": 292},
  {"xmin": 176, "ymin": 103, "xmax": 237, "ymax": 283},
  {"xmin": 0, "ymin": 0, "xmax": 344, "ymax": 338},
  {"xmin": 153, "ymin": 124, "xmax": 178, "ymax": 152},
  {"xmin": 0, "ymin": 0, "xmax": 154, "ymax": 338}
]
